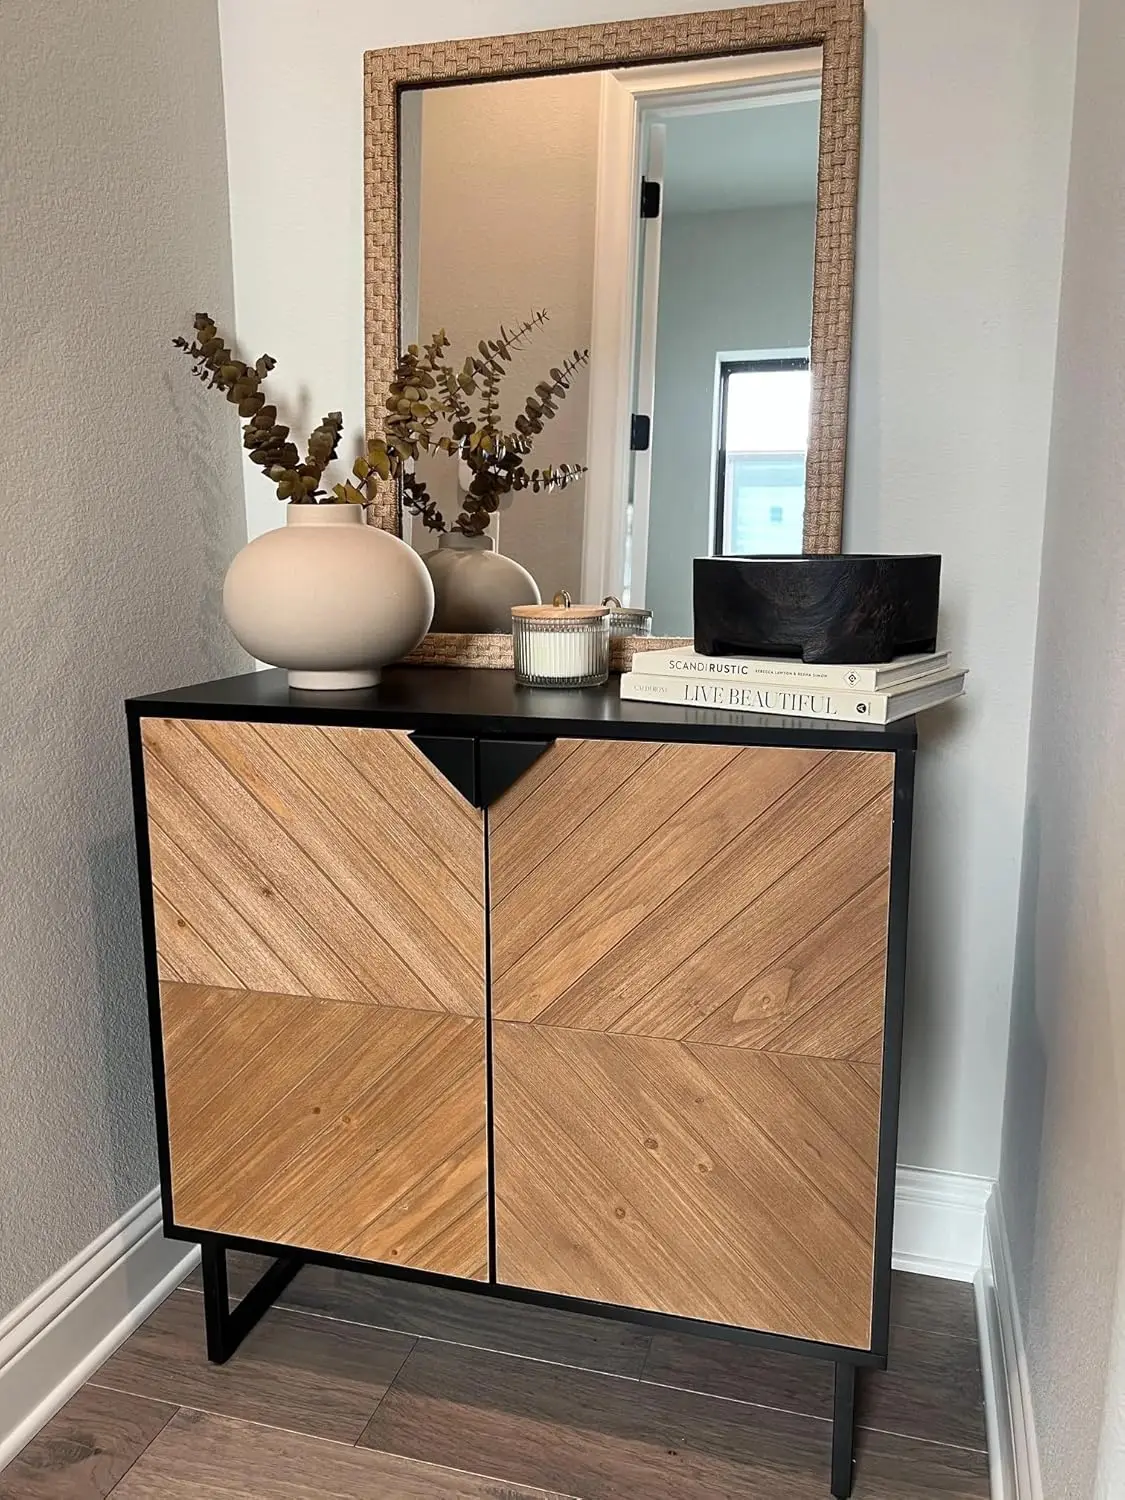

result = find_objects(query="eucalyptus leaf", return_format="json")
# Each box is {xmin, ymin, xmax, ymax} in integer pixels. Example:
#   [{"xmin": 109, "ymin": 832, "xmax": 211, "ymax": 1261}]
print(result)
[{"xmin": 175, "ymin": 308, "xmax": 589, "ymax": 540}]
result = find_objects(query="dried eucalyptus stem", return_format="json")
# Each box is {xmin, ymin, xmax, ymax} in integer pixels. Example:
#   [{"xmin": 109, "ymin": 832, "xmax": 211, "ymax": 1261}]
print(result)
[
  {"xmin": 337, "ymin": 310, "xmax": 590, "ymax": 536},
  {"xmin": 173, "ymin": 313, "xmax": 343, "ymax": 503}
]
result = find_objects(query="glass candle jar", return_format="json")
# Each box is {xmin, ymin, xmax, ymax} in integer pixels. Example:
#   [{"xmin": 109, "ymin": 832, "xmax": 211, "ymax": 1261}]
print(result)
[
  {"xmin": 511, "ymin": 603, "xmax": 610, "ymax": 687},
  {"xmin": 602, "ymin": 596, "xmax": 654, "ymax": 638}
]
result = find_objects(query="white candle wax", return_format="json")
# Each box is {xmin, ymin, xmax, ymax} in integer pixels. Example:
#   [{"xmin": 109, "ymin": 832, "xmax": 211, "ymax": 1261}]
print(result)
[
  {"xmin": 513, "ymin": 612, "xmax": 608, "ymax": 685},
  {"xmin": 521, "ymin": 628, "xmax": 598, "ymax": 681}
]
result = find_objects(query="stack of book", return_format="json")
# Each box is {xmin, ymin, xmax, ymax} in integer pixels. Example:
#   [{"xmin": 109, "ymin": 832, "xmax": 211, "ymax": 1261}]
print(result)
[{"xmin": 619, "ymin": 648, "xmax": 966, "ymax": 724}]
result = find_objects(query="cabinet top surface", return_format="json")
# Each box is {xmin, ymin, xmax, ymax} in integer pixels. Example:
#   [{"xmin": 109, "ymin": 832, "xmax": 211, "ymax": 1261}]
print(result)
[{"xmin": 128, "ymin": 668, "xmax": 916, "ymax": 751}]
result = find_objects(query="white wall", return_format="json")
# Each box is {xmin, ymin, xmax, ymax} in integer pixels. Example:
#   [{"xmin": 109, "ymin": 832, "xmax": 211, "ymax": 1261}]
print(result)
[
  {"xmin": 413, "ymin": 74, "xmax": 599, "ymax": 600},
  {"xmin": 0, "ymin": 0, "xmax": 247, "ymax": 1313},
  {"xmin": 646, "ymin": 202, "xmax": 815, "ymax": 635},
  {"xmin": 998, "ymin": 0, "xmax": 1125, "ymax": 1487},
  {"xmin": 217, "ymin": 0, "xmax": 1079, "ymax": 1180}
]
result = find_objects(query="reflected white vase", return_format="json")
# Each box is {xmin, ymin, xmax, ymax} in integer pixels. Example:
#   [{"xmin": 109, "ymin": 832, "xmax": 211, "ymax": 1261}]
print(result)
[
  {"xmin": 422, "ymin": 533, "xmax": 540, "ymax": 633},
  {"xmin": 223, "ymin": 504, "xmax": 434, "ymax": 689}
]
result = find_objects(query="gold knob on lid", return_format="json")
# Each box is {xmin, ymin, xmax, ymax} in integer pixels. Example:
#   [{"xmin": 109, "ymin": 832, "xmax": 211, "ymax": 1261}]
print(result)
[
  {"xmin": 602, "ymin": 595, "xmax": 622, "ymax": 608},
  {"xmin": 552, "ymin": 590, "xmax": 572, "ymax": 608}
]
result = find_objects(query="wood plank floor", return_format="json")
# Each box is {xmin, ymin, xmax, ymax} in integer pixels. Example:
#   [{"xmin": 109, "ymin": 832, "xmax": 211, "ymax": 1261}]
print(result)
[{"xmin": 0, "ymin": 1258, "xmax": 989, "ymax": 1499}]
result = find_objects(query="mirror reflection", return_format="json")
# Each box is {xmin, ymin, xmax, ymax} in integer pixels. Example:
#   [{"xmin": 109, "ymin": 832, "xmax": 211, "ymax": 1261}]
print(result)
[{"xmin": 399, "ymin": 48, "xmax": 822, "ymax": 635}]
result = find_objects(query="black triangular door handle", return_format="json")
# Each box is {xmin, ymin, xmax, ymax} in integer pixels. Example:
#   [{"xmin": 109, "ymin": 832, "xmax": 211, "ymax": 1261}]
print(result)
[
  {"xmin": 409, "ymin": 735, "xmax": 478, "ymax": 806},
  {"xmin": 478, "ymin": 739, "xmax": 554, "ymax": 809},
  {"xmin": 409, "ymin": 735, "xmax": 554, "ymax": 808}
]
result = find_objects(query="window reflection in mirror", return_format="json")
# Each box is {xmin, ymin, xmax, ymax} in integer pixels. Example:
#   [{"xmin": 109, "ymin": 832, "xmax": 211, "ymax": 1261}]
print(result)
[
  {"xmin": 717, "ymin": 359, "xmax": 811, "ymax": 556},
  {"xmin": 399, "ymin": 48, "xmax": 822, "ymax": 636}
]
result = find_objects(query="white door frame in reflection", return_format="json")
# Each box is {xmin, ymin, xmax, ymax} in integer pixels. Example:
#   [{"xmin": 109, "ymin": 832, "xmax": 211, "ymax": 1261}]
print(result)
[{"xmin": 580, "ymin": 49, "xmax": 823, "ymax": 608}]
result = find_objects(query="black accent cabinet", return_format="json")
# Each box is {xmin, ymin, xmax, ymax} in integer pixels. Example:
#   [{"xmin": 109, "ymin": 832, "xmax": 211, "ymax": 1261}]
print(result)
[{"xmin": 127, "ymin": 667, "xmax": 916, "ymax": 1499}]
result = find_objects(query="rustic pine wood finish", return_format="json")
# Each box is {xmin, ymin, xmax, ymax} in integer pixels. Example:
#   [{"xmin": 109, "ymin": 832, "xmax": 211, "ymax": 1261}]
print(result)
[
  {"xmin": 139, "ymin": 719, "xmax": 488, "ymax": 1277},
  {"xmin": 490, "ymin": 739, "xmax": 893, "ymax": 1346},
  {"xmin": 141, "ymin": 718, "xmax": 484, "ymax": 1014},
  {"xmin": 159, "ymin": 985, "xmax": 487, "ymax": 1274}
]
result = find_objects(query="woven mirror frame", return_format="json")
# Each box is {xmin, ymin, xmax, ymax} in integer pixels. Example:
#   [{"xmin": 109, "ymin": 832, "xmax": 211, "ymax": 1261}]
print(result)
[{"xmin": 364, "ymin": 0, "xmax": 863, "ymax": 669}]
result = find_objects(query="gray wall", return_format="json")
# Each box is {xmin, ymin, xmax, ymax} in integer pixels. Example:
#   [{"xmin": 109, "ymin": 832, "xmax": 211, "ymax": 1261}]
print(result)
[
  {"xmin": 998, "ymin": 0, "xmax": 1125, "ymax": 1487},
  {"xmin": 0, "ymin": 0, "xmax": 247, "ymax": 1314},
  {"xmin": 645, "ymin": 203, "xmax": 816, "ymax": 636}
]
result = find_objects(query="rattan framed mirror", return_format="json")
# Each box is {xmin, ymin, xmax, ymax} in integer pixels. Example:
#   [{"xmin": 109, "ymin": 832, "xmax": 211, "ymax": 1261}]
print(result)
[{"xmin": 364, "ymin": 0, "xmax": 863, "ymax": 669}]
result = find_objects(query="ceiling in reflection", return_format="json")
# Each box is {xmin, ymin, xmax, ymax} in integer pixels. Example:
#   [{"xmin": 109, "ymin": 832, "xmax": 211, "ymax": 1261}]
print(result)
[{"xmin": 662, "ymin": 98, "xmax": 821, "ymax": 214}]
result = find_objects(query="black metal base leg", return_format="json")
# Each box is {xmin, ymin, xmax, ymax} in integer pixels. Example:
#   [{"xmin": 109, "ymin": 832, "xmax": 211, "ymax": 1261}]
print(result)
[
  {"xmin": 831, "ymin": 1362, "xmax": 857, "ymax": 1498},
  {"xmin": 200, "ymin": 1240, "xmax": 302, "ymax": 1365}
]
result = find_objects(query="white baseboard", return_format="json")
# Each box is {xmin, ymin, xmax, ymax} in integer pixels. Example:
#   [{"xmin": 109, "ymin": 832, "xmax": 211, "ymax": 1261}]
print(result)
[
  {"xmin": 0, "ymin": 1188, "xmax": 198, "ymax": 1471},
  {"xmin": 892, "ymin": 1166, "xmax": 993, "ymax": 1281},
  {"xmin": 975, "ymin": 1185, "xmax": 1042, "ymax": 1500}
]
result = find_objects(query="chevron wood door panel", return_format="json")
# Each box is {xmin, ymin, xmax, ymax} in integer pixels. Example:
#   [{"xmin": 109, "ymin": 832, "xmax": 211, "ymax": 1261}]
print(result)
[
  {"xmin": 492, "ymin": 741, "xmax": 831, "ymax": 1022},
  {"xmin": 139, "ymin": 718, "xmax": 488, "ymax": 1277},
  {"xmin": 141, "ymin": 718, "xmax": 484, "ymax": 1014},
  {"xmin": 489, "ymin": 739, "xmax": 895, "ymax": 1345},
  {"xmin": 493, "ymin": 1025, "xmax": 879, "ymax": 1344},
  {"xmin": 161, "ymin": 984, "xmax": 487, "ymax": 1277},
  {"xmin": 490, "ymin": 740, "xmax": 893, "ymax": 1043}
]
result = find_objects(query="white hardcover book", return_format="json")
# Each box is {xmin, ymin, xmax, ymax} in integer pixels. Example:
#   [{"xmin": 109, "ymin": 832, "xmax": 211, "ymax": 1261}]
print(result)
[
  {"xmin": 628, "ymin": 648, "xmax": 951, "ymax": 692},
  {"xmin": 619, "ymin": 669, "xmax": 967, "ymax": 724}
]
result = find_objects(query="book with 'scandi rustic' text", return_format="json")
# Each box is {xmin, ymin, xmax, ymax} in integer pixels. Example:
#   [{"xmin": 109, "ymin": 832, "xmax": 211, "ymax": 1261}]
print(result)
[{"xmin": 627, "ymin": 648, "xmax": 952, "ymax": 692}]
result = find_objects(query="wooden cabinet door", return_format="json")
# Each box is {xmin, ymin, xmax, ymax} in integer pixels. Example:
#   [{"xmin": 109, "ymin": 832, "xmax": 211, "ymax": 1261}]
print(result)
[
  {"xmin": 139, "ymin": 717, "xmax": 488, "ymax": 1280},
  {"xmin": 488, "ymin": 737, "xmax": 895, "ymax": 1346}
]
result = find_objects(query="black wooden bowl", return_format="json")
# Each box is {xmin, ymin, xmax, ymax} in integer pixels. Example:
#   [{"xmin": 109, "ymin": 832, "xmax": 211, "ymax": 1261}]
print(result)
[{"xmin": 692, "ymin": 554, "xmax": 941, "ymax": 664}]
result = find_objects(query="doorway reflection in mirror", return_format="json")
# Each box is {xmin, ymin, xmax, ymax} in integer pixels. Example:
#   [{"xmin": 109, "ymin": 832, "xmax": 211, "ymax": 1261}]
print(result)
[
  {"xmin": 399, "ymin": 48, "xmax": 822, "ymax": 638},
  {"xmin": 635, "ymin": 86, "xmax": 819, "ymax": 636}
]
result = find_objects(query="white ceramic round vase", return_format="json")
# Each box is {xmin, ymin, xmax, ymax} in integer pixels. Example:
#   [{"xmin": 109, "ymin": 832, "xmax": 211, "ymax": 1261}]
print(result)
[
  {"xmin": 223, "ymin": 505, "xmax": 434, "ymax": 689},
  {"xmin": 423, "ymin": 533, "xmax": 540, "ymax": 633}
]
